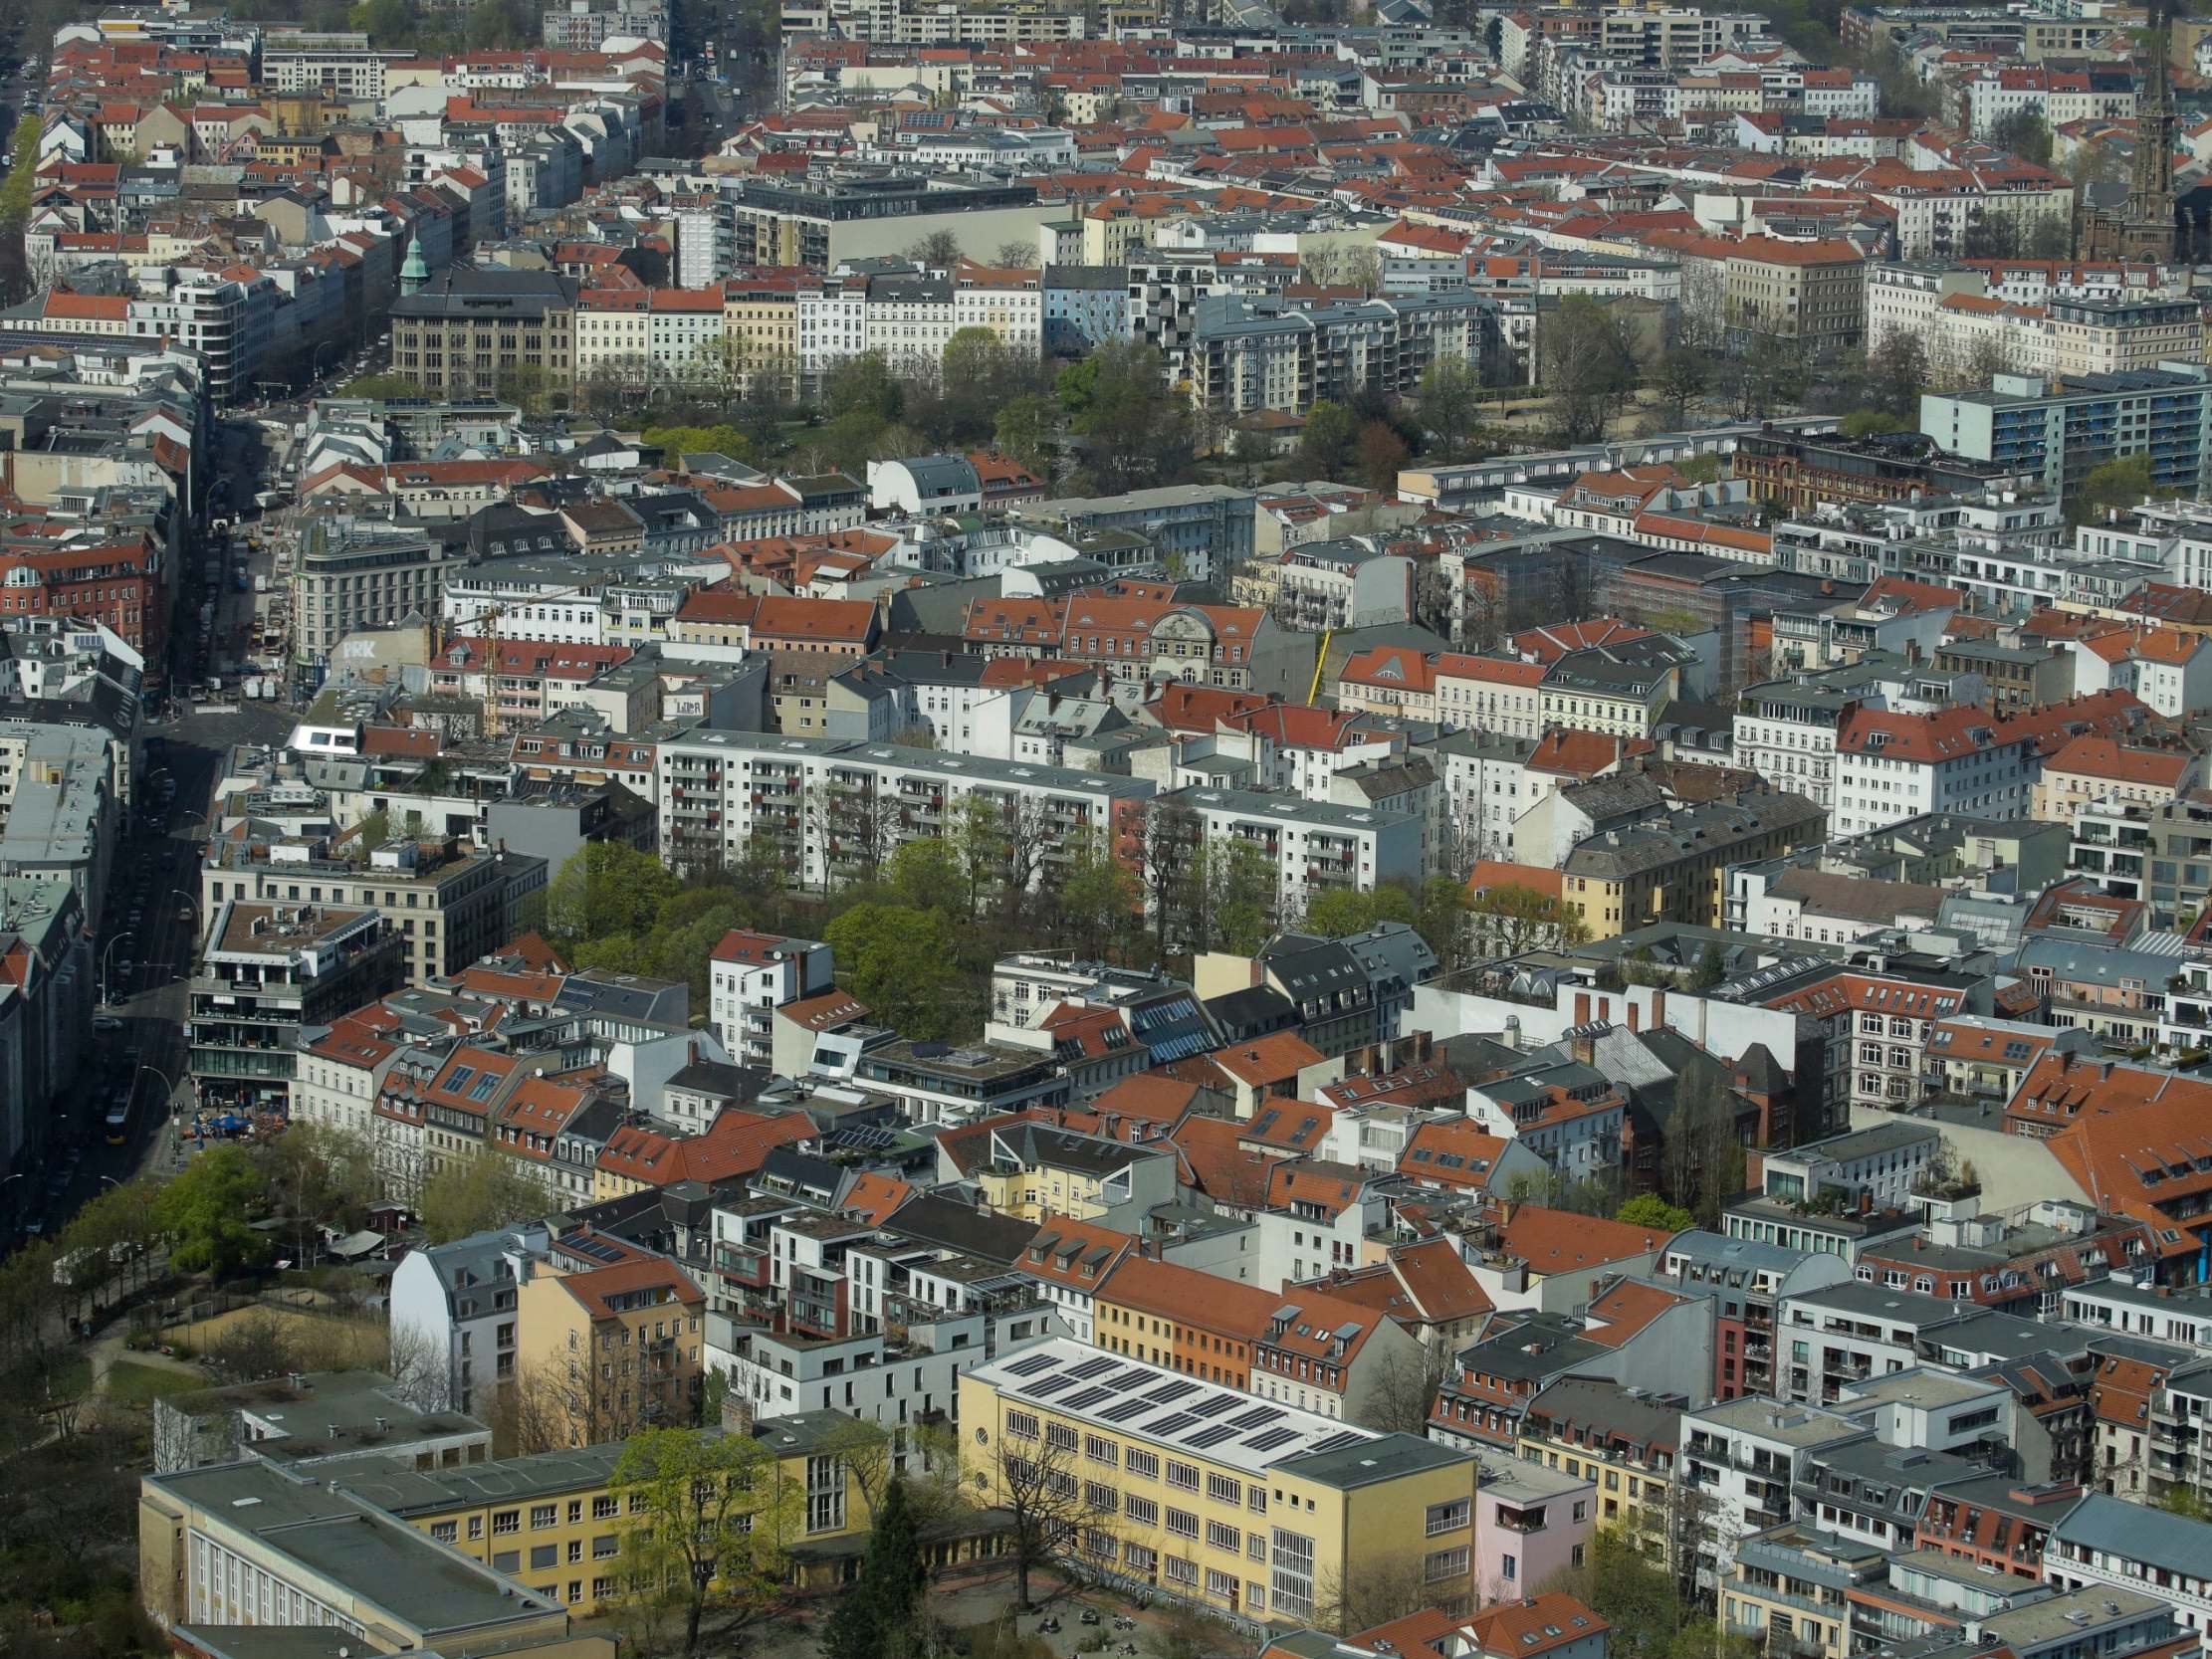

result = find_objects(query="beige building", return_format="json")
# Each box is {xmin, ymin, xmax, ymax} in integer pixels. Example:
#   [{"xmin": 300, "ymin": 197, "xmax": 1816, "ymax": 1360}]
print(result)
[
  {"xmin": 1723, "ymin": 238, "xmax": 1867, "ymax": 353},
  {"xmin": 390, "ymin": 268, "xmax": 576, "ymax": 395},
  {"xmin": 517, "ymin": 1247, "xmax": 708, "ymax": 1446}
]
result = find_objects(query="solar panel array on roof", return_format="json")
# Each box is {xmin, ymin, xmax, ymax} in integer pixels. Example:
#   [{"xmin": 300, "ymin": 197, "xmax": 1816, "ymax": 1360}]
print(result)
[
  {"xmin": 1149, "ymin": 1411, "xmax": 1199, "ymax": 1436},
  {"xmin": 1188, "ymin": 1394, "xmax": 1240, "ymax": 1419},
  {"xmin": 1310, "ymin": 1430, "xmax": 1365, "ymax": 1454},
  {"xmin": 1230, "ymin": 1406, "xmax": 1276, "ymax": 1429},
  {"xmin": 1068, "ymin": 1355, "xmax": 1119, "ymax": 1381},
  {"xmin": 1145, "ymin": 1380, "xmax": 1197, "ymax": 1404},
  {"xmin": 1186, "ymin": 1423, "xmax": 1239, "ymax": 1450},
  {"xmin": 1027, "ymin": 1375, "xmax": 1078, "ymax": 1397},
  {"xmin": 1063, "ymin": 1386, "xmax": 1113, "ymax": 1410},
  {"xmin": 1005, "ymin": 1352, "xmax": 1058, "ymax": 1377},
  {"xmin": 1100, "ymin": 1397, "xmax": 1154, "ymax": 1423},
  {"xmin": 1243, "ymin": 1427, "xmax": 1298, "ymax": 1452}
]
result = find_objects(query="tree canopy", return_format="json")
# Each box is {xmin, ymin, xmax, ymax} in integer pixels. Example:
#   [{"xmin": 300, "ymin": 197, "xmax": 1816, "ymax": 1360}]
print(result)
[
  {"xmin": 418, "ymin": 1149, "xmax": 550, "ymax": 1245},
  {"xmin": 153, "ymin": 1146, "xmax": 269, "ymax": 1278}
]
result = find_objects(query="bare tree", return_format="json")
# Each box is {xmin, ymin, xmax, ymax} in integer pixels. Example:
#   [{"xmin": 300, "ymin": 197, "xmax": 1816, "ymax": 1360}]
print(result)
[
  {"xmin": 1357, "ymin": 1342, "xmax": 1449, "ymax": 1437},
  {"xmin": 975, "ymin": 1423, "xmax": 1089, "ymax": 1611},
  {"xmin": 1316, "ymin": 1551, "xmax": 1460, "ymax": 1632}
]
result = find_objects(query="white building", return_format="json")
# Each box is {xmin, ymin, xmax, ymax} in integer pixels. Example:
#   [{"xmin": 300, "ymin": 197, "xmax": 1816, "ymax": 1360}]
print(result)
[
  {"xmin": 708, "ymin": 929, "xmax": 833, "ymax": 1064},
  {"xmin": 1833, "ymin": 706, "xmax": 2034, "ymax": 837},
  {"xmin": 1168, "ymin": 786, "xmax": 1427, "ymax": 920},
  {"xmin": 1678, "ymin": 1395, "xmax": 1865, "ymax": 1593},
  {"xmin": 386, "ymin": 1224, "xmax": 551, "ymax": 1415}
]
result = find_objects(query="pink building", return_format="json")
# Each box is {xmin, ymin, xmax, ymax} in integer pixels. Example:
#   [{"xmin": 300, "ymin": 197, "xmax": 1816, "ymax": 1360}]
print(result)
[{"xmin": 1473, "ymin": 1457, "xmax": 1594, "ymax": 1607}]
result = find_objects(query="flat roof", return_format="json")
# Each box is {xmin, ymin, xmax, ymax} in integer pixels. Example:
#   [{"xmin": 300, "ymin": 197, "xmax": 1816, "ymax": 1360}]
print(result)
[{"xmin": 968, "ymin": 1337, "xmax": 1468, "ymax": 1485}]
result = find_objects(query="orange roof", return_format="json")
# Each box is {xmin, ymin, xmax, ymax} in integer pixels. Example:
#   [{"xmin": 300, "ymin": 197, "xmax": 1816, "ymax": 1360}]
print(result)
[
  {"xmin": 1097, "ymin": 1253, "xmax": 1284, "ymax": 1342},
  {"xmin": 1464, "ymin": 859, "xmax": 1564, "ymax": 902},
  {"xmin": 1401, "ymin": 1119, "xmax": 1519, "ymax": 1190},
  {"xmin": 1434, "ymin": 654, "xmax": 1547, "ymax": 689},
  {"xmin": 1212, "ymin": 1030, "xmax": 1325, "ymax": 1086},
  {"xmin": 779, "ymin": 988, "xmax": 868, "ymax": 1031},
  {"xmin": 1529, "ymin": 727, "xmax": 1651, "ymax": 777},
  {"xmin": 838, "ymin": 1172, "xmax": 915, "ymax": 1223},
  {"xmin": 2042, "ymin": 735, "xmax": 2189, "ymax": 789},
  {"xmin": 1498, "ymin": 1204, "xmax": 1675, "ymax": 1274},
  {"xmin": 1167, "ymin": 1115, "xmax": 1282, "ymax": 1209},
  {"xmin": 1464, "ymin": 1596, "xmax": 1614, "ymax": 1659},
  {"xmin": 554, "ymin": 1255, "xmax": 704, "ymax": 1321},
  {"xmin": 1016, "ymin": 1215, "xmax": 1136, "ymax": 1291},
  {"xmin": 595, "ymin": 1108, "xmax": 813, "ymax": 1188}
]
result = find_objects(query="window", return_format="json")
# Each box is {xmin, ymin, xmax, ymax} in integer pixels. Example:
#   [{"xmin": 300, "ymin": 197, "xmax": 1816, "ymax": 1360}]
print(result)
[
  {"xmin": 493, "ymin": 1510, "xmax": 520, "ymax": 1536},
  {"xmin": 1425, "ymin": 1547, "xmax": 1470, "ymax": 1582},
  {"xmin": 532, "ymin": 1505, "xmax": 556, "ymax": 1530},
  {"xmin": 1006, "ymin": 1411, "xmax": 1039, "ymax": 1440},
  {"xmin": 1208, "ymin": 1473, "xmax": 1241, "ymax": 1506},
  {"xmin": 1126, "ymin": 1495, "xmax": 1159, "ymax": 1527},
  {"xmin": 1085, "ymin": 1434, "xmax": 1119, "ymax": 1467},
  {"xmin": 592, "ymin": 1494, "xmax": 618, "ymax": 1520},
  {"xmin": 1126, "ymin": 1448, "xmax": 1160, "ymax": 1480},
  {"xmin": 1046, "ymin": 1422, "xmax": 1079, "ymax": 1453},
  {"xmin": 1086, "ymin": 1482, "xmax": 1119, "ymax": 1514},
  {"xmin": 1125, "ymin": 1542, "xmax": 1158, "ymax": 1573},
  {"xmin": 431, "ymin": 1521, "xmax": 458, "ymax": 1544},
  {"xmin": 1271, "ymin": 1529, "xmax": 1316, "ymax": 1620},
  {"xmin": 1501, "ymin": 1554, "xmax": 1517, "ymax": 1581},
  {"xmin": 1166, "ymin": 1507, "xmax": 1200, "ymax": 1540},
  {"xmin": 531, "ymin": 1545, "xmax": 557, "ymax": 1570},
  {"xmin": 1164, "ymin": 1556, "xmax": 1199, "ymax": 1588},
  {"xmin": 1426, "ymin": 1499, "xmax": 1470, "ymax": 1536},
  {"xmin": 1166, "ymin": 1460, "xmax": 1200, "ymax": 1492},
  {"xmin": 1207, "ymin": 1520, "xmax": 1241, "ymax": 1553}
]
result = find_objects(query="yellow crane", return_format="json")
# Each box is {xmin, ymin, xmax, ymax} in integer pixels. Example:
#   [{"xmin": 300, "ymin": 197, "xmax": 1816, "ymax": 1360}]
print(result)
[{"xmin": 1306, "ymin": 627, "xmax": 1332, "ymax": 705}]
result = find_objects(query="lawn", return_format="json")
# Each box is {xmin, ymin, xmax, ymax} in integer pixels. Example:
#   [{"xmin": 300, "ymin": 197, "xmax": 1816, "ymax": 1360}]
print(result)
[{"xmin": 105, "ymin": 1359, "xmax": 203, "ymax": 1404}]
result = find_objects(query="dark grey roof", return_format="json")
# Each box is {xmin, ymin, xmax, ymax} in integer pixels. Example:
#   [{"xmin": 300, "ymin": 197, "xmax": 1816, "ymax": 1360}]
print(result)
[
  {"xmin": 884, "ymin": 1191, "xmax": 1039, "ymax": 1265},
  {"xmin": 2051, "ymin": 1491, "xmax": 2212, "ymax": 1573}
]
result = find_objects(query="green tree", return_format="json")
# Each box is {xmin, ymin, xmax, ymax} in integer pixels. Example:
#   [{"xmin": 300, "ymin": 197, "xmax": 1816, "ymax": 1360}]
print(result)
[
  {"xmin": 993, "ymin": 392, "xmax": 1054, "ymax": 472},
  {"xmin": 545, "ymin": 841, "xmax": 679, "ymax": 950},
  {"xmin": 1058, "ymin": 341, "xmax": 1191, "ymax": 493},
  {"xmin": 1615, "ymin": 1194, "xmax": 1695, "ymax": 1233},
  {"xmin": 153, "ymin": 1145, "xmax": 270, "ymax": 1278},
  {"xmin": 1840, "ymin": 407, "xmax": 1906, "ymax": 438},
  {"xmin": 884, "ymin": 835, "xmax": 968, "ymax": 915},
  {"xmin": 1864, "ymin": 331, "xmax": 1928, "ymax": 418},
  {"xmin": 1537, "ymin": 1526, "xmax": 1681, "ymax": 1659},
  {"xmin": 1691, "ymin": 941, "xmax": 1728, "ymax": 989},
  {"xmin": 824, "ymin": 350, "xmax": 905, "ymax": 424},
  {"xmin": 1049, "ymin": 831, "xmax": 1142, "ymax": 961},
  {"xmin": 1673, "ymin": 452, "xmax": 1722, "ymax": 485},
  {"xmin": 823, "ymin": 903, "xmax": 973, "ymax": 1040},
  {"xmin": 611, "ymin": 1426, "xmax": 798, "ymax": 1657},
  {"xmin": 1303, "ymin": 885, "xmax": 1418, "ymax": 938},
  {"xmin": 1181, "ymin": 836, "xmax": 1278, "ymax": 955},
  {"xmin": 1465, "ymin": 883, "xmax": 1589, "ymax": 955},
  {"xmin": 253, "ymin": 1124, "xmax": 379, "ymax": 1268},
  {"xmin": 1989, "ymin": 107, "xmax": 2053, "ymax": 166},
  {"xmin": 0, "ymin": 119, "xmax": 39, "ymax": 230},
  {"xmin": 645, "ymin": 422, "xmax": 752, "ymax": 461},
  {"xmin": 417, "ymin": 1149, "xmax": 550, "ymax": 1245},
  {"xmin": 2069, "ymin": 453, "xmax": 2159, "ymax": 525},
  {"xmin": 1299, "ymin": 399, "xmax": 1358, "ymax": 479},
  {"xmin": 823, "ymin": 1479, "xmax": 929, "ymax": 1659}
]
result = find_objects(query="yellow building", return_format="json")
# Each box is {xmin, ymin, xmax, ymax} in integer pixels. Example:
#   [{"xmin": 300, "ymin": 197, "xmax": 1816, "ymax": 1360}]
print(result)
[
  {"xmin": 1561, "ymin": 791, "xmax": 1826, "ymax": 939},
  {"xmin": 1517, "ymin": 1377, "xmax": 1678, "ymax": 1566},
  {"xmin": 137, "ymin": 1458, "xmax": 612, "ymax": 1655},
  {"xmin": 960, "ymin": 1338, "xmax": 1481, "ymax": 1624},
  {"xmin": 1721, "ymin": 1523, "xmax": 1889, "ymax": 1659},
  {"xmin": 723, "ymin": 276, "xmax": 800, "ymax": 396},
  {"xmin": 516, "ymin": 1252, "xmax": 708, "ymax": 1446},
  {"xmin": 336, "ymin": 1412, "xmax": 872, "ymax": 1616},
  {"xmin": 972, "ymin": 1124, "xmax": 1175, "ymax": 1225}
]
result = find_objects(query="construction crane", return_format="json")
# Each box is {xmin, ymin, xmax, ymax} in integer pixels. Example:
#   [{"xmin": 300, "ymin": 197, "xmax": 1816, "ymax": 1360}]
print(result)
[{"xmin": 1306, "ymin": 627, "xmax": 1332, "ymax": 705}]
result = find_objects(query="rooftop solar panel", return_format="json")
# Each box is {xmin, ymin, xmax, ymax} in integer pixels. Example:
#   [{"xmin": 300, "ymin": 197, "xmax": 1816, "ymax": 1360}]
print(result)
[
  {"xmin": 1243, "ymin": 1427, "xmax": 1298, "ymax": 1452},
  {"xmin": 1063, "ymin": 1386, "xmax": 1112, "ymax": 1410},
  {"xmin": 1229, "ymin": 1406, "xmax": 1276, "ymax": 1429},
  {"xmin": 1100, "ymin": 1397, "xmax": 1153, "ymax": 1423},
  {"xmin": 1068, "ymin": 1355, "xmax": 1119, "ymax": 1381},
  {"xmin": 1147, "ymin": 1411, "xmax": 1199, "ymax": 1436},
  {"xmin": 1186, "ymin": 1423, "xmax": 1239, "ymax": 1450},
  {"xmin": 1005, "ymin": 1353, "xmax": 1059, "ymax": 1377},
  {"xmin": 1145, "ymin": 1380, "xmax": 1198, "ymax": 1404}
]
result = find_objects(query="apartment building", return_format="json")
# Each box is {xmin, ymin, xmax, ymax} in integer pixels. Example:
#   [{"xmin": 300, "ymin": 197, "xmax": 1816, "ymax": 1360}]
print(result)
[
  {"xmin": 1833, "ymin": 706, "xmax": 2035, "ymax": 838},
  {"xmin": 202, "ymin": 833, "xmax": 524, "ymax": 984},
  {"xmin": 187, "ymin": 901, "xmax": 403, "ymax": 1118},
  {"xmin": 1773, "ymin": 1280, "xmax": 1971, "ymax": 1408},
  {"xmin": 653, "ymin": 728, "xmax": 1152, "ymax": 886},
  {"xmin": 516, "ymin": 1242, "xmax": 707, "ymax": 1445},
  {"xmin": 1722, "ymin": 238, "xmax": 1867, "ymax": 354},
  {"xmin": 1165, "ymin": 786, "xmax": 1427, "ymax": 920},
  {"xmin": 707, "ymin": 928, "xmax": 833, "ymax": 1064},
  {"xmin": 1517, "ymin": 1376, "xmax": 1680, "ymax": 1564},
  {"xmin": 1560, "ymin": 792, "xmax": 1826, "ymax": 939},
  {"xmin": 2045, "ymin": 1493, "xmax": 2212, "ymax": 1654},
  {"xmin": 292, "ymin": 514, "xmax": 448, "ymax": 665},
  {"xmin": 1678, "ymin": 1395, "xmax": 1865, "ymax": 1593},
  {"xmin": 1921, "ymin": 365, "xmax": 2212, "ymax": 501},
  {"xmin": 962, "ymin": 1337, "xmax": 1482, "ymax": 1624}
]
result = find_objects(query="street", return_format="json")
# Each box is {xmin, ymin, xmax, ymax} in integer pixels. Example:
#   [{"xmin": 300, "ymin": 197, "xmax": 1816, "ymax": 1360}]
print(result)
[{"xmin": 8, "ymin": 408, "xmax": 301, "ymax": 1247}]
